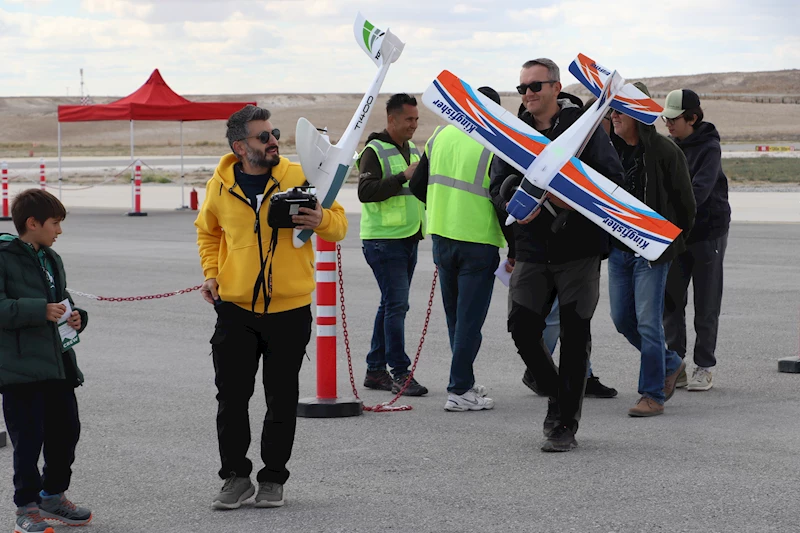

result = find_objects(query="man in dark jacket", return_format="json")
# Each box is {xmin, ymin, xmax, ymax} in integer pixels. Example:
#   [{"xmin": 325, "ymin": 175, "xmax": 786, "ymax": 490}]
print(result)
[
  {"xmin": 607, "ymin": 82, "xmax": 696, "ymax": 417},
  {"xmin": 489, "ymin": 58, "xmax": 624, "ymax": 452},
  {"xmin": 0, "ymin": 189, "xmax": 92, "ymax": 532},
  {"xmin": 661, "ymin": 89, "xmax": 731, "ymax": 392}
]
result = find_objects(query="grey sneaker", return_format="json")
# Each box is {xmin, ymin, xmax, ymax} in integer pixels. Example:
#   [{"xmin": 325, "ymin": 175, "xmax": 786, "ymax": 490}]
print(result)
[
  {"xmin": 15, "ymin": 504, "xmax": 54, "ymax": 533},
  {"xmin": 675, "ymin": 365, "xmax": 689, "ymax": 388},
  {"xmin": 687, "ymin": 367, "xmax": 713, "ymax": 391},
  {"xmin": 255, "ymin": 481, "xmax": 285, "ymax": 508},
  {"xmin": 471, "ymin": 383, "xmax": 488, "ymax": 397},
  {"xmin": 38, "ymin": 493, "xmax": 92, "ymax": 526},
  {"xmin": 212, "ymin": 476, "xmax": 255, "ymax": 510}
]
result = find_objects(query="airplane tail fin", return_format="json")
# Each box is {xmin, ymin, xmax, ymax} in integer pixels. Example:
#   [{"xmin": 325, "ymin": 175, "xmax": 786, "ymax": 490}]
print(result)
[
  {"xmin": 295, "ymin": 117, "xmax": 336, "ymax": 177},
  {"xmin": 354, "ymin": 12, "xmax": 404, "ymax": 67},
  {"xmin": 569, "ymin": 53, "xmax": 663, "ymax": 125}
]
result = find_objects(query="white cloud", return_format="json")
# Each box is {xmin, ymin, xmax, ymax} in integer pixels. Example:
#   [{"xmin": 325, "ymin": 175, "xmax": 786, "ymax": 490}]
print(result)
[{"xmin": 0, "ymin": 0, "xmax": 797, "ymax": 96}]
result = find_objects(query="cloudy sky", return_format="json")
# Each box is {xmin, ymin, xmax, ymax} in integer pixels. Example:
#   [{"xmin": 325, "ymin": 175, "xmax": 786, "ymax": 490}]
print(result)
[{"xmin": 1, "ymin": 0, "xmax": 797, "ymax": 98}]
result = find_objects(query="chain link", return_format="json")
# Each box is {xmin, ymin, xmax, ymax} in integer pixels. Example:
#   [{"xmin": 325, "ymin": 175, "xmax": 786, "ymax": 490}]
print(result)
[
  {"xmin": 67, "ymin": 285, "xmax": 203, "ymax": 301},
  {"xmin": 339, "ymin": 243, "xmax": 437, "ymax": 413}
]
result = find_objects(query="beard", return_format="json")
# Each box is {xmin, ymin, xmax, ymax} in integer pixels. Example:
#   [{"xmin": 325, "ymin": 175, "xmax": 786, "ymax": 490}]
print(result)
[{"xmin": 244, "ymin": 143, "xmax": 279, "ymax": 169}]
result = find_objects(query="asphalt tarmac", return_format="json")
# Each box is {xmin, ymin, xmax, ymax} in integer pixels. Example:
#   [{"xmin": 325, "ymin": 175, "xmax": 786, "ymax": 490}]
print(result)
[{"xmin": 0, "ymin": 211, "xmax": 798, "ymax": 533}]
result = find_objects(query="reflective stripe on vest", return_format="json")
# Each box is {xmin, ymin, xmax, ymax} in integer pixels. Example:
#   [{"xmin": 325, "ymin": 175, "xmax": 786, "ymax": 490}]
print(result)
[
  {"xmin": 425, "ymin": 125, "xmax": 505, "ymax": 248},
  {"xmin": 359, "ymin": 139, "xmax": 424, "ymax": 239}
]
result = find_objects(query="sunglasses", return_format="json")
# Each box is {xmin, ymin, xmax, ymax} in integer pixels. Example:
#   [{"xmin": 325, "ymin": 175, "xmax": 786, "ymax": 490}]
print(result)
[
  {"xmin": 242, "ymin": 129, "xmax": 281, "ymax": 144},
  {"xmin": 661, "ymin": 116, "xmax": 684, "ymax": 125},
  {"xmin": 516, "ymin": 80, "xmax": 557, "ymax": 95}
]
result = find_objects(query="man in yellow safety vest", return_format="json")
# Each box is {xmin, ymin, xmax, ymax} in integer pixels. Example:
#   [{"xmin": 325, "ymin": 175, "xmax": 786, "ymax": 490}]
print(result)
[
  {"xmin": 357, "ymin": 93, "xmax": 428, "ymax": 397},
  {"xmin": 409, "ymin": 86, "xmax": 510, "ymax": 411}
]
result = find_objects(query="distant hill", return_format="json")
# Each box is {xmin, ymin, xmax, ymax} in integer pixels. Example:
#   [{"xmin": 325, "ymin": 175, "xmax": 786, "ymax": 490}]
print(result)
[{"xmin": 564, "ymin": 69, "xmax": 800, "ymax": 103}]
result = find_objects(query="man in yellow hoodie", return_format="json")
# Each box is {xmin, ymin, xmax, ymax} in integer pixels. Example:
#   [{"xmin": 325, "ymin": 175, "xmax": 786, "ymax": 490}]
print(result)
[{"xmin": 195, "ymin": 105, "xmax": 347, "ymax": 510}]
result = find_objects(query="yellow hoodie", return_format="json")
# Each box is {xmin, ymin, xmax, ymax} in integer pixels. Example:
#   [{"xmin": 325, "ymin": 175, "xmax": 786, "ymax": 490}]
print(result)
[{"xmin": 195, "ymin": 153, "xmax": 348, "ymax": 314}]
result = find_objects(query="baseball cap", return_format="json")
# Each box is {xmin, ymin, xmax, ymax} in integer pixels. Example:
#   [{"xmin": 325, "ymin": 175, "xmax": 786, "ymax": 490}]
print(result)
[{"xmin": 662, "ymin": 89, "xmax": 701, "ymax": 119}]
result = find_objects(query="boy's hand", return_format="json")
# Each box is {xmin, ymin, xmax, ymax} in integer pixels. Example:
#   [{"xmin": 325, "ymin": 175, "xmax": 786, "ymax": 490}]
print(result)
[
  {"xmin": 67, "ymin": 310, "xmax": 81, "ymax": 330},
  {"xmin": 46, "ymin": 303, "xmax": 67, "ymax": 323},
  {"xmin": 201, "ymin": 278, "xmax": 219, "ymax": 305}
]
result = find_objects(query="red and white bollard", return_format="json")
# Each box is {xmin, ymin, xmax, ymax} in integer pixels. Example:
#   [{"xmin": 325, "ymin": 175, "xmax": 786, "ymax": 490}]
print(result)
[
  {"xmin": 39, "ymin": 158, "xmax": 46, "ymax": 190},
  {"xmin": 1, "ymin": 162, "xmax": 10, "ymax": 221},
  {"xmin": 126, "ymin": 160, "xmax": 147, "ymax": 217},
  {"xmin": 297, "ymin": 237, "xmax": 362, "ymax": 418}
]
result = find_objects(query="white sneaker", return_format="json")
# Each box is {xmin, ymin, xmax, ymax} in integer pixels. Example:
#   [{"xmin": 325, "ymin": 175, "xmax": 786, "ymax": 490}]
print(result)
[
  {"xmin": 470, "ymin": 383, "xmax": 488, "ymax": 397},
  {"xmin": 444, "ymin": 390, "xmax": 494, "ymax": 411},
  {"xmin": 687, "ymin": 367, "xmax": 713, "ymax": 391}
]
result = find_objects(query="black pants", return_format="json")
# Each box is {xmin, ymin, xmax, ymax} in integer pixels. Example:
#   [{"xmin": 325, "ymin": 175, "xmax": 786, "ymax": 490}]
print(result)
[
  {"xmin": 2, "ymin": 383, "xmax": 81, "ymax": 507},
  {"xmin": 211, "ymin": 303, "xmax": 312, "ymax": 485},
  {"xmin": 664, "ymin": 233, "xmax": 728, "ymax": 368},
  {"xmin": 508, "ymin": 257, "xmax": 600, "ymax": 432}
]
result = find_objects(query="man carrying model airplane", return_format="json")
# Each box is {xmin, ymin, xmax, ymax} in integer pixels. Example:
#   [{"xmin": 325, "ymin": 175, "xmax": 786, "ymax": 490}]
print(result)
[{"xmin": 489, "ymin": 58, "xmax": 624, "ymax": 452}]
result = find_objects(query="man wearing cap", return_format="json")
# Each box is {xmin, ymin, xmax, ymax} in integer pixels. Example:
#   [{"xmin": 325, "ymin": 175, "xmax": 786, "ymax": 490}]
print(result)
[
  {"xmin": 661, "ymin": 89, "xmax": 731, "ymax": 392},
  {"xmin": 607, "ymin": 82, "xmax": 696, "ymax": 417},
  {"xmin": 357, "ymin": 93, "xmax": 429, "ymax": 397},
  {"xmin": 409, "ymin": 86, "xmax": 506, "ymax": 412},
  {"xmin": 489, "ymin": 58, "xmax": 624, "ymax": 452}
]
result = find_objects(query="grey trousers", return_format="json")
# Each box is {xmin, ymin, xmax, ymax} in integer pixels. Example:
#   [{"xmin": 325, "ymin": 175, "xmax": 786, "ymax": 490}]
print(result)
[{"xmin": 663, "ymin": 233, "xmax": 728, "ymax": 368}]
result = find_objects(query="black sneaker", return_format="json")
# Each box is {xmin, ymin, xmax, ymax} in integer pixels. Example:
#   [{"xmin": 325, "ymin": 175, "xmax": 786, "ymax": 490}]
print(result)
[
  {"xmin": 364, "ymin": 369, "xmax": 393, "ymax": 391},
  {"xmin": 541, "ymin": 424, "xmax": 577, "ymax": 453},
  {"xmin": 522, "ymin": 369, "xmax": 546, "ymax": 396},
  {"xmin": 584, "ymin": 374, "xmax": 617, "ymax": 398},
  {"xmin": 543, "ymin": 398, "xmax": 560, "ymax": 438},
  {"xmin": 392, "ymin": 373, "xmax": 428, "ymax": 396}
]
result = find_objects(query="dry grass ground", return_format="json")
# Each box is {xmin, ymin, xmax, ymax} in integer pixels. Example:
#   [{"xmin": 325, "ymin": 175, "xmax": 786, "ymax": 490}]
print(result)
[{"xmin": 2, "ymin": 91, "xmax": 800, "ymax": 159}]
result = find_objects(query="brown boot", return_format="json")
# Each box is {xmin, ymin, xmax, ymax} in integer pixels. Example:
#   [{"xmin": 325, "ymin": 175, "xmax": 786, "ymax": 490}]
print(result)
[
  {"xmin": 664, "ymin": 361, "xmax": 687, "ymax": 401},
  {"xmin": 628, "ymin": 396, "xmax": 664, "ymax": 417}
]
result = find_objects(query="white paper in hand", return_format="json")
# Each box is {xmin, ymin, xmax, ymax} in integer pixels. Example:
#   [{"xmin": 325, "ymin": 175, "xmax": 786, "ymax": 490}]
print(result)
[
  {"xmin": 57, "ymin": 298, "xmax": 80, "ymax": 351},
  {"xmin": 494, "ymin": 259, "xmax": 512, "ymax": 287}
]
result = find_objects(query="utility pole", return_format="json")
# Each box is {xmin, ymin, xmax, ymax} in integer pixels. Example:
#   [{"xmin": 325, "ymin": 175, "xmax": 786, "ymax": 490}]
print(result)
[{"xmin": 80, "ymin": 68, "xmax": 84, "ymax": 98}]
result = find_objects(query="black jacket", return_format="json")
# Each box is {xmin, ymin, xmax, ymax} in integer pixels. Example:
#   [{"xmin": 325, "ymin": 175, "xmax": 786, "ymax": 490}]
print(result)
[
  {"xmin": 357, "ymin": 130, "xmax": 414, "ymax": 203},
  {"xmin": 0, "ymin": 235, "xmax": 88, "ymax": 389},
  {"xmin": 672, "ymin": 122, "xmax": 731, "ymax": 243},
  {"xmin": 610, "ymin": 120, "xmax": 696, "ymax": 264},
  {"xmin": 489, "ymin": 98, "xmax": 625, "ymax": 264}
]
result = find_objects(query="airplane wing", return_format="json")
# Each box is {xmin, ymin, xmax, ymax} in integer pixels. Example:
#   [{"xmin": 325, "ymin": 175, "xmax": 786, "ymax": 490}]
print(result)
[
  {"xmin": 422, "ymin": 70, "xmax": 550, "ymax": 176},
  {"xmin": 569, "ymin": 53, "xmax": 663, "ymax": 125},
  {"xmin": 548, "ymin": 157, "xmax": 681, "ymax": 261},
  {"xmin": 422, "ymin": 69, "xmax": 681, "ymax": 261}
]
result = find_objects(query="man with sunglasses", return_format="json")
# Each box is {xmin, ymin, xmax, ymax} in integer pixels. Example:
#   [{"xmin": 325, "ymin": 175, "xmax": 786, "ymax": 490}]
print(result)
[
  {"xmin": 195, "ymin": 105, "xmax": 348, "ymax": 510},
  {"xmin": 489, "ymin": 58, "xmax": 624, "ymax": 452},
  {"xmin": 607, "ymin": 83, "xmax": 696, "ymax": 417}
]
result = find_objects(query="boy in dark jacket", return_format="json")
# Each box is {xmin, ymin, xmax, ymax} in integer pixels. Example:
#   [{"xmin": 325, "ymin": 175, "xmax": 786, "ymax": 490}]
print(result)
[
  {"xmin": 0, "ymin": 189, "xmax": 92, "ymax": 532},
  {"xmin": 661, "ymin": 89, "xmax": 731, "ymax": 392},
  {"xmin": 607, "ymin": 83, "xmax": 696, "ymax": 417}
]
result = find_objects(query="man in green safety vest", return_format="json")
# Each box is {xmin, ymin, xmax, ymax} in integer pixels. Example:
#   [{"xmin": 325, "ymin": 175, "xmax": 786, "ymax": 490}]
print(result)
[
  {"xmin": 357, "ymin": 93, "xmax": 428, "ymax": 397},
  {"xmin": 409, "ymin": 86, "xmax": 509, "ymax": 412}
]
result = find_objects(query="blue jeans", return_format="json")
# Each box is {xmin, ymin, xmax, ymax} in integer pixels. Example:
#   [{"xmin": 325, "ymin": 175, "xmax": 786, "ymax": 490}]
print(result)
[
  {"xmin": 362, "ymin": 238, "xmax": 418, "ymax": 377},
  {"xmin": 542, "ymin": 297, "xmax": 594, "ymax": 378},
  {"xmin": 608, "ymin": 248, "xmax": 682, "ymax": 404},
  {"xmin": 432, "ymin": 236, "xmax": 499, "ymax": 394}
]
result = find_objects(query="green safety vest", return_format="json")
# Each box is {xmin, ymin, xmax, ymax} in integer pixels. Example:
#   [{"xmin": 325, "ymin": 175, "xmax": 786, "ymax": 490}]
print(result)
[
  {"xmin": 358, "ymin": 139, "xmax": 425, "ymax": 240},
  {"xmin": 425, "ymin": 125, "xmax": 505, "ymax": 248}
]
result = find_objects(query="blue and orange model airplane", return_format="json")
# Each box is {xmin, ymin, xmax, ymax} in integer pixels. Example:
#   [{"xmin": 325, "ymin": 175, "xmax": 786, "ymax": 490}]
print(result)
[{"xmin": 422, "ymin": 54, "xmax": 680, "ymax": 261}]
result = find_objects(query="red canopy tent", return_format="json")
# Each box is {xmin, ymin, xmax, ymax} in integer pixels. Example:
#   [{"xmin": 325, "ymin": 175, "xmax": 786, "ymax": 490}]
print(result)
[{"xmin": 57, "ymin": 69, "xmax": 255, "ymax": 207}]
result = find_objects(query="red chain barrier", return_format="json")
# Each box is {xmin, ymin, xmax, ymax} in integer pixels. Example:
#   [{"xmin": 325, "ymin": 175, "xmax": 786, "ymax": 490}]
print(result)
[
  {"xmin": 338, "ymin": 243, "xmax": 437, "ymax": 412},
  {"xmin": 67, "ymin": 285, "xmax": 203, "ymax": 301}
]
